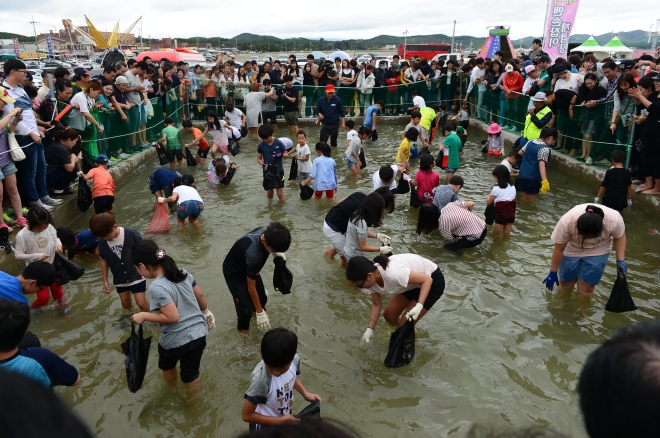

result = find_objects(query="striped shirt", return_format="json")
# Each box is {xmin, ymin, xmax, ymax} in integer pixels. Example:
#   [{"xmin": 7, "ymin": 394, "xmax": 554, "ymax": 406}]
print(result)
[{"xmin": 439, "ymin": 201, "xmax": 486, "ymax": 243}]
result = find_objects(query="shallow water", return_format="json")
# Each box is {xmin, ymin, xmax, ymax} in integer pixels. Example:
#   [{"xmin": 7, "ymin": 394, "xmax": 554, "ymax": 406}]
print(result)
[{"xmin": 6, "ymin": 122, "xmax": 660, "ymax": 438}]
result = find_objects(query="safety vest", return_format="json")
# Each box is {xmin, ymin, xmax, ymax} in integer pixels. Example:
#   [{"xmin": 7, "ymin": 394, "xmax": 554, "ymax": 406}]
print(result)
[{"xmin": 523, "ymin": 106, "xmax": 552, "ymax": 141}]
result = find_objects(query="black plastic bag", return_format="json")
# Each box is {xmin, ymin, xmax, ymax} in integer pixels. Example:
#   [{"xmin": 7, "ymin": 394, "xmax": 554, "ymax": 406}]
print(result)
[
  {"xmin": 121, "ymin": 322, "xmax": 152, "ymax": 393},
  {"xmin": 263, "ymin": 166, "xmax": 281, "ymax": 191},
  {"xmin": 289, "ymin": 158, "xmax": 298, "ymax": 180},
  {"xmin": 240, "ymin": 126, "xmax": 248, "ymax": 138},
  {"xmin": 396, "ymin": 174, "xmax": 410, "ymax": 194},
  {"xmin": 605, "ymin": 273, "xmax": 637, "ymax": 313},
  {"xmin": 77, "ymin": 180, "xmax": 93, "ymax": 212},
  {"xmin": 185, "ymin": 147, "xmax": 197, "ymax": 167},
  {"xmin": 156, "ymin": 143, "xmax": 171, "ymax": 165},
  {"xmin": 300, "ymin": 182, "xmax": 314, "ymax": 200},
  {"xmin": 410, "ymin": 184, "xmax": 421, "ymax": 208},
  {"xmin": 0, "ymin": 226, "xmax": 12, "ymax": 254},
  {"xmin": 295, "ymin": 400, "xmax": 320, "ymax": 421},
  {"xmin": 82, "ymin": 155, "xmax": 95, "ymax": 174},
  {"xmin": 359, "ymin": 149, "xmax": 367, "ymax": 169},
  {"xmin": 273, "ymin": 255, "xmax": 293, "ymax": 295},
  {"xmin": 384, "ymin": 317, "xmax": 415, "ymax": 368},
  {"xmin": 484, "ymin": 204, "xmax": 495, "ymax": 226},
  {"xmin": 221, "ymin": 166, "xmax": 236, "ymax": 186},
  {"xmin": 230, "ymin": 138, "xmax": 240, "ymax": 156},
  {"xmin": 53, "ymin": 254, "xmax": 85, "ymax": 286}
]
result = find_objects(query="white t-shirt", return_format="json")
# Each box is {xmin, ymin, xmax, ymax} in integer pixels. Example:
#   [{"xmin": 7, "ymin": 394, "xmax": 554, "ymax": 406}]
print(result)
[
  {"xmin": 278, "ymin": 137, "xmax": 293, "ymax": 151},
  {"xmin": 489, "ymin": 184, "xmax": 516, "ymax": 203},
  {"xmin": 296, "ymin": 144, "xmax": 312, "ymax": 173},
  {"xmin": 367, "ymin": 254, "xmax": 438, "ymax": 295},
  {"xmin": 225, "ymin": 108, "xmax": 244, "ymax": 128},
  {"xmin": 522, "ymin": 77, "xmax": 538, "ymax": 94},
  {"xmin": 372, "ymin": 164, "xmax": 398, "ymax": 191},
  {"xmin": 412, "ymin": 95, "xmax": 426, "ymax": 108},
  {"xmin": 554, "ymin": 73, "xmax": 580, "ymax": 94},
  {"xmin": 227, "ymin": 126, "xmax": 241, "ymax": 140},
  {"xmin": 210, "ymin": 121, "xmax": 228, "ymax": 146},
  {"xmin": 500, "ymin": 159, "xmax": 513, "ymax": 173},
  {"xmin": 70, "ymin": 91, "xmax": 92, "ymax": 113},
  {"xmin": 345, "ymin": 137, "xmax": 362, "ymax": 160},
  {"xmin": 346, "ymin": 129, "xmax": 358, "ymax": 141},
  {"xmin": 173, "ymin": 185, "xmax": 204, "ymax": 204}
]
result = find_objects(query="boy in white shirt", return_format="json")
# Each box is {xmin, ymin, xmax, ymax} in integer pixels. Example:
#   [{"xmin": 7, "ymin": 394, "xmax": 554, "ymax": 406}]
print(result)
[
  {"xmin": 243, "ymin": 328, "xmax": 321, "ymax": 431},
  {"xmin": 293, "ymin": 130, "xmax": 312, "ymax": 180},
  {"xmin": 500, "ymin": 150, "xmax": 519, "ymax": 176}
]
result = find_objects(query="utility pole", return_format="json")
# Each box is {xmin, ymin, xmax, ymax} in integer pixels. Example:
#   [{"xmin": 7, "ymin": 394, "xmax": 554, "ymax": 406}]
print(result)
[
  {"xmin": 140, "ymin": 17, "xmax": 143, "ymax": 49},
  {"xmin": 29, "ymin": 16, "xmax": 39, "ymax": 59},
  {"xmin": 403, "ymin": 30, "xmax": 408, "ymax": 60},
  {"xmin": 451, "ymin": 20, "xmax": 456, "ymax": 52}
]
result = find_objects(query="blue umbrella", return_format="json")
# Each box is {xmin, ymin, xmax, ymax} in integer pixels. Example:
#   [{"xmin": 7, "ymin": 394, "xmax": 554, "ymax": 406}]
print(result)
[
  {"xmin": 328, "ymin": 51, "xmax": 350, "ymax": 61},
  {"xmin": 311, "ymin": 51, "xmax": 327, "ymax": 59}
]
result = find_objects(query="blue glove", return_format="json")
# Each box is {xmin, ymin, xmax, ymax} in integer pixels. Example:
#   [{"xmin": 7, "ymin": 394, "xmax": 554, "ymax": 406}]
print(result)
[
  {"xmin": 543, "ymin": 271, "xmax": 559, "ymax": 291},
  {"xmin": 616, "ymin": 260, "xmax": 627, "ymax": 276}
]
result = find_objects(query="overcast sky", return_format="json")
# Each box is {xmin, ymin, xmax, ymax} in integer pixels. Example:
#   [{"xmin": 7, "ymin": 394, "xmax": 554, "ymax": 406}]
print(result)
[{"xmin": 0, "ymin": 2, "xmax": 654, "ymax": 42}]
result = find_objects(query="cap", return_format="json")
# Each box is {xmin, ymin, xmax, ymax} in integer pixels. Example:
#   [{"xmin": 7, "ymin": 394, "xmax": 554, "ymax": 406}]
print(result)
[
  {"xmin": 0, "ymin": 86, "xmax": 16, "ymax": 104},
  {"xmin": 325, "ymin": 84, "xmax": 335, "ymax": 92},
  {"xmin": 524, "ymin": 65, "xmax": 536, "ymax": 74},
  {"xmin": 552, "ymin": 64, "xmax": 568, "ymax": 75},
  {"xmin": 505, "ymin": 64, "xmax": 514, "ymax": 72},
  {"xmin": 531, "ymin": 92, "xmax": 547, "ymax": 102},
  {"xmin": 487, "ymin": 123, "xmax": 502, "ymax": 134},
  {"xmin": 115, "ymin": 76, "xmax": 128, "ymax": 85},
  {"xmin": 73, "ymin": 67, "xmax": 90, "ymax": 77},
  {"xmin": 95, "ymin": 154, "xmax": 109, "ymax": 163},
  {"xmin": 618, "ymin": 59, "xmax": 635, "ymax": 70},
  {"xmin": 652, "ymin": 74, "xmax": 660, "ymax": 81},
  {"xmin": 182, "ymin": 174, "xmax": 195, "ymax": 185}
]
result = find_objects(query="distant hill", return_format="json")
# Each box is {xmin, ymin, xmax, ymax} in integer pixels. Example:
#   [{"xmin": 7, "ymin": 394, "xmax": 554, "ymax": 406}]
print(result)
[{"xmin": 0, "ymin": 32, "xmax": 31, "ymax": 43}]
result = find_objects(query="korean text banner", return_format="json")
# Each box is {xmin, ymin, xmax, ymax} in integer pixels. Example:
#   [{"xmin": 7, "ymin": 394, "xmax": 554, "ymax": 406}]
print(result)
[{"xmin": 542, "ymin": 0, "xmax": 580, "ymax": 60}]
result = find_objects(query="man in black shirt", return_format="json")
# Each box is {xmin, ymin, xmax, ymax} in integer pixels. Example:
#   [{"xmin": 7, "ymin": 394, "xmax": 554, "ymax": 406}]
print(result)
[
  {"xmin": 316, "ymin": 85, "xmax": 346, "ymax": 146},
  {"xmin": 222, "ymin": 222, "xmax": 291, "ymax": 333},
  {"xmin": 282, "ymin": 75, "xmax": 299, "ymax": 132}
]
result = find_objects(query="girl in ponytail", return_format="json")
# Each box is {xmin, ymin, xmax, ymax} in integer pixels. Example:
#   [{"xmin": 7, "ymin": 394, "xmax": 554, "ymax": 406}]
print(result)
[{"xmin": 130, "ymin": 240, "xmax": 215, "ymax": 391}]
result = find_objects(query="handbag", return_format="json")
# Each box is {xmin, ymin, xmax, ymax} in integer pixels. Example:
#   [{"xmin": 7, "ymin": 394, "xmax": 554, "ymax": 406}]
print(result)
[{"xmin": 7, "ymin": 133, "xmax": 25, "ymax": 161}]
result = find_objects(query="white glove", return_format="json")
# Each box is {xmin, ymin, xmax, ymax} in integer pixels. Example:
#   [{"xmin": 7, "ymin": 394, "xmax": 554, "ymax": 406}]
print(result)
[
  {"xmin": 627, "ymin": 199, "xmax": 632, "ymax": 207},
  {"xmin": 362, "ymin": 327, "xmax": 373, "ymax": 343},
  {"xmin": 405, "ymin": 303, "xmax": 424, "ymax": 321},
  {"xmin": 594, "ymin": 196, "xmax": 600, "ymax": 204},
  {"xmin": 273, "ymin": 252, "xmax": 286, "ymax": 261},
  {"xmin": 202, "ymin": 309, "xmax": 215, "ymax": 330},
  {"xmin": 402, "ymin": 173, "xmax": 412, "ymax": 182},
  {"xmin": 379, "ymin": 246, "xmax": 393, "ymax": 255},
  {"xmin": 77, "ymin": 171, "xmax": 83, "ymax": 177},
  {"xmin": 256, "ymin": 311, "xmax": 270, "ymax": 330},
  {"xmin": 376, "ymin": 233, "xmax": 391, "ymax": 244},
  {"xmin": 157, "ymin": 197, "xmax": 165, "ymax": 203}
]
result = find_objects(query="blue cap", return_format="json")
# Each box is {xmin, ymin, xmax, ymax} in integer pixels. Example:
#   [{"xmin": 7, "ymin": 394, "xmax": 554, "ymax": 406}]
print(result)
[{"xmin": 95, "ymin": 154, "xmax": 109, "ymax": 163}]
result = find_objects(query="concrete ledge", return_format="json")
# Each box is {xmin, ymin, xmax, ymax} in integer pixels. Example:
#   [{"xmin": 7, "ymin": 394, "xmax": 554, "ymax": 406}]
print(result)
[{"xmin": 468, "ymin": 118, "xmax": 660, "ymax": 218}]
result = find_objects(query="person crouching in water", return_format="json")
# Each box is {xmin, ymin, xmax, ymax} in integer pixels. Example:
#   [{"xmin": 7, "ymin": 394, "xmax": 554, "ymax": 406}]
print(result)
[{"xmin": 158, "ymin": 174, "xmax": 204, "ymax": 231}]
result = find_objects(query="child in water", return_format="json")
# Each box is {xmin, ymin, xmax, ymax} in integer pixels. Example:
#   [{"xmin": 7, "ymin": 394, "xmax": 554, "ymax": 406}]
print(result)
[
  {"xmin": 159, "ymin": 174, "xmax": 204, "ymax": 231},
  {"xmin": 485, "ymin": 123, "xmax": 504, "ymax": 155},
  {"xmin": 343, "ymin": 192, "xmax": 392, "ymax": 261},
  {"xmin": 156, "ymin": 117, "xmax": 183, "ymax": 168},
  {"xmin": 182, "ymin": 119, "xmax": 210, "ymax": 165},
  {"xmin": 300, "ymin": 142, "xmax": 337, "ymax": 199},
  {"xmin": 596, "ymin": 150, "xmax": 632, "ymax": 212},
  {"xmin": 130, "ymin": 240, "xmax": 214, "ymax": 397},
  {"xmin": 208, "ymin": 155, "xmax": 237, "ymax": 186},
  {"xmin": 243, "ymin": 328, "xmax": 321, "ymax": 430},
  {"xmin": 56, "ymin": 227, "xmax": 99, "ymax": 260},
  {"xmin": 412, "ymin": 154, "xmax": 440, "ymax": 203},
  {"xmin": 397, "ymin": 127, "xmax": 418, "ymax": 172},
  {"xmin": 14, "ymin": 207, "xmax": 67, "ymax": 310},
  {"xmin": 78, "ymin": 154, "xmax": 115, "ymax": 215},
  {"xmin": 487, "ymin": 165, "xmax": 517, "ymax": 237},
  {"xmin": 344, "ymin": 126, "xmax": 371, "ymax": 175},
  {"xmin": 293, "ymin": 130, "xmax": 312, "ymax": 180}
]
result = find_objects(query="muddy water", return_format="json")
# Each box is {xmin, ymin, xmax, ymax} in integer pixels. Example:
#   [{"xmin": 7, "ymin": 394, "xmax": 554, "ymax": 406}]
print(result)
[{"xmin": 7, "ymin": 122, "xmax": 660, "ymax": 437}]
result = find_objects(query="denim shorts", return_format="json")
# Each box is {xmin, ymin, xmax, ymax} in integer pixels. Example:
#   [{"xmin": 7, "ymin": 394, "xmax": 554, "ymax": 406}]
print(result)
[
  {"xmin": 343, "ymin": 153, "xmax": 357, "ymax": 168},
  {"xmin": 177, "ymin": 200, "xmax": 204, "ymax": 219},
  {"xmin": 559, "ymin": 253, "xmax": 610, "ymax": 287},
  {"xmin": 0, "ymin": 161, "xmax": 17, "ymax": 180},
  {"xmin": 445, "ymin": 168, "xmax": 457, "ymax": 174}
]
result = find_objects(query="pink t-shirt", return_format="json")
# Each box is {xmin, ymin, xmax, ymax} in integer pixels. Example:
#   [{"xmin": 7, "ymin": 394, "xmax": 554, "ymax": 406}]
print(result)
[
  {"xmin": 414, "ymin": 169, "xmax": 440, "ymax": 203},
  {"xmin": 551, "ymin": 204, "xmax": 625, "ymax": 257}
]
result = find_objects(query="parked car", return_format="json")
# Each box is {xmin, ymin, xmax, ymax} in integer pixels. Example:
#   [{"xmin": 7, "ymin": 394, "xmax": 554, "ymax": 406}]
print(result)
[
  {"xmin": 357, "ymin": 55, "xmax": 372, "ymax": 64},
  {"xmin": 248, "ymin": 55, "xmax": 259, "ymax": 62},
  {"xmin": 26, "ymin": 69, "xmax": 43, "ymax": 88},
  {"xmin": 277, "ymin": 54, "xmax": 289, "ymax": 62},
  {"xmin": 432, "ymin": 53, "xmax": 462, "ymax": 63},
  {"xmin": 262, "ymin": 55, "xmax": 273, "ymax": 64}
]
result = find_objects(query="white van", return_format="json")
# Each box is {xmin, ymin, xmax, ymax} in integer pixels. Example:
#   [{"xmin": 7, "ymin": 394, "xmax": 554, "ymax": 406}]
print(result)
[{"xmin": 432, "ymin": 53, "xmax": 462, "ymax": 63}]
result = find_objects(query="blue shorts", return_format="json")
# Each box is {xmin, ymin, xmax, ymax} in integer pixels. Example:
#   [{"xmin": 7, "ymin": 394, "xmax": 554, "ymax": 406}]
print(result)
[
  {"xmin": 177, "ymin": 200, "xmax": 204, "ymax": 219},
  {"xmin": 516, "ymin": 176, "xmax": 541, "ymax": 195},
  {"xmin": 343, "ymin": 153, "xmax": 357, "ymax": 168},
  {"xmin": 559, "ymin": 253, "xmax": 610, "ymax": 286},
  {"xmin": 0, "ymin": 161, "xmax": 17, "ymax": 180},
  {"xmin": 116, "ymin": 280, "xmax": 147, "ymax": 294},
  {"xmin": 445, "ymin": 168, "xmax": 457, "ymax": 174}
]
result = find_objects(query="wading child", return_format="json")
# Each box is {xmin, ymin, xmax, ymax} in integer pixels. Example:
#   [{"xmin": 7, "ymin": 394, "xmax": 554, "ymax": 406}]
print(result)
[
  {"xmin": 403, "ymin": 111, "xmax": 426, "ymax": 149},
  {"xmin": 130, "ymin": 240, "xmax": 214, "ymax": 396},
  {"xmin": 293, "ymin": 130, "xmax": 311, "ymax": 180},
  {"xmin": 501, "ymin": 150, "xmax": 520, "ymax": 176},
  {"xmin": 257, "ymin": 125, "xmax": 289, "ymax": 203},
  {"xmin": 243, "ymin": 328, "xmax": 322, "ymax": 430},
  {"xmin": 159, "ymin": 175, "xmax": 204, "ymax": 231},
  {"xmin": 56, "ymin": 227, "xmax": 99, "ymax": 260},
  {"xmin": 439, "ymin": 124, "xmax": 463, "ymax": 182},
  {"xmin": 182, "ymin": 119, "xmax": 210, "ymax": 165},
  {"xmin": 208, "ymin": 156, "xmax": 237, "ymax": 187},
  {"xmin": 432, "ymin": 175, "xmax": 464, "ymax": 212},
  {"xmin": 0, "ymin": 299, "xmax": 80, "ymax": 388},
  {"xmin": 156, "ymin": 117, "xmax": 183, "ymax": 168},
  {"xmin": 485, "ymin": 123, "xmax": 504, "ymax": 155},
  {"xmin": 301, "ymin": 142, "xmax": 337, "ymax": 198},
  {"xmin": 344, "ymin": 126, "xmax": 371, "ymax": 175},
  {"xmin": 596, "ymin": 150, "xmax": 632, "ymax": 213},
  {"xmin": 397, "ymin": 127, "xmax": 418, "ymax": 172},
  {"xmin": 412, "ymin": 154, "xmax": 440, "ymax": 203},
  {"xmin": 345, "ymin": 120, "xmax": 358, "ymax": 142},
  {"xmin": 372, "ymin": 164, "xmax": 405, "ymax": 195},
  {"xmin": 205, "ymin": 110, "xmax": 230, "ymax": 158},
  {"xmin": 14, "ymin": 208, "xmax": 67, "ymax": 310},
  {"xmin": 343, "ymin": 192, "xmax": 392, "ymax": 261},
  {"xmin": 487, "ymin": 165, "xmax": 517, "ymax": 237},
  {"xmin": 78, "ymin": 154, "xmax": 115, "ymax": 215},
  {"xmin": 89, "ymin": 213, "xmax": 149, "ymax": 311}
]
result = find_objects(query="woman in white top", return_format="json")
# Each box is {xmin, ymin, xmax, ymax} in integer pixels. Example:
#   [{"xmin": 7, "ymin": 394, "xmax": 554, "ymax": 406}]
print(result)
[
  {"xmin": 357, "ymin": 65, "xmax": 376, "ymax": 116},
  {"xmin": 158, "ymin": 174, "xmax": 204, "ymax": 231},
  {"xmin": 346, "ymin": 253, "xmax": 445, "ymax": 343},
  {"xmin": 486, "ymin": 165, "xmax": 517, "ymax": 237},
  {"xmin": 70, "ymin": 79, "xmax": 104, "ymax": 161}
]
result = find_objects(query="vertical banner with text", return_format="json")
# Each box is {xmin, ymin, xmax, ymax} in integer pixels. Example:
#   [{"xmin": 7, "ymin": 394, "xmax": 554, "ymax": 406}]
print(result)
[
  {"xmin": 46, "ymin": 36, "xmax": 53, "ymax": 56},
  {"xmin": 542, "ymin": 0, "xmax": 580, "ymax": 60},
  {"xmin": 12, "ymin": 38, "xmax": 20, "ymax": 57}
]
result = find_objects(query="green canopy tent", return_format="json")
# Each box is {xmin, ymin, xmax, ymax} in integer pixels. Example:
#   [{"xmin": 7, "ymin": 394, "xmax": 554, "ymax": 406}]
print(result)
[
  {"xmin": 602, "ymin": 35, "xmax": 634, "ymax": 58},
  {"xmin": 570, "ymin": 36, "xmax": 603, "ymax": 53}
]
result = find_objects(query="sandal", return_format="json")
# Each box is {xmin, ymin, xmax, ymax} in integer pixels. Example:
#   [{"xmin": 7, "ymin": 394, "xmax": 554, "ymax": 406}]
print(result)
[{"xmin": 16, "ymin": 217, "xmax": 27, "ymax": 227}]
